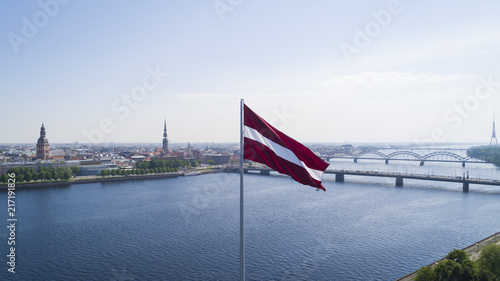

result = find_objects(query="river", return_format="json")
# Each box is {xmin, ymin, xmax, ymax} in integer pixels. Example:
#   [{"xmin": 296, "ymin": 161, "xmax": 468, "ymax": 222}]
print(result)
[{"xmin": 1, "ymin": 157, "xmax": 500, "ymax": 280}]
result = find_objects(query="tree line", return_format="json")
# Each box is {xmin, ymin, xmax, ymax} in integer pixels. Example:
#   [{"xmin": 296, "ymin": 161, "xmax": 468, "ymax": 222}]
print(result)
[
  {"xmin": 99, "ymin": 159, "xmax": 202, "ymax": 177},
  {"xmin": 136, "ymin": 158, "xmax": 200, "ymax": 170},
  {"xmin": 467, "ymin": 146, "xmax": 500, "ymax": 167},
  {"xmin": 0, "ymin": 166, "xmax": 81, "ymax": 183},
  {"xmin": 415, "ymin": 245, "xmax": 500, "ymax": 281},
  {"xmin": 0, "ymin": 159, "xmax": 206, "ymax": 183}
]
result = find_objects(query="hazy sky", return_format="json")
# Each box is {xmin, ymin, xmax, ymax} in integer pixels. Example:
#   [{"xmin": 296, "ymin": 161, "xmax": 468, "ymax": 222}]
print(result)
[{"xmin": 1, "ymin": 0, "xmax": 500, "ymax": 144}]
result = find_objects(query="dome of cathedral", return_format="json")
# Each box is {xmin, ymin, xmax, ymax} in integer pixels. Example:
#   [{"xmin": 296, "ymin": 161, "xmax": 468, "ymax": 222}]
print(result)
[{"xmin": 37, "ymin": 136, "xmax": 49, "ymax": 144}]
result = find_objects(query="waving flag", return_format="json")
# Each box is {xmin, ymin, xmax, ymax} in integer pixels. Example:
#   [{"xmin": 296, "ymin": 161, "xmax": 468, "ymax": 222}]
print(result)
[{"xmin": 243, "ymin": 104, "xmax": 330, "ymax": 191}]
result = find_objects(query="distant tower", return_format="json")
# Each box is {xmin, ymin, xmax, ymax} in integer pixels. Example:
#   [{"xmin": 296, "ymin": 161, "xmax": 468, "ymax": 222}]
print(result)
[
  {"xmin": 491, "ymin": 110, "xmax": 498, "ymax": 145},
  {"xmin": 36, "ymin": 123, "xmax": 50, "ymax": 160},
  {"xmin": 162, "ymin": 119, "xmax": 169, "ymax": 154}
]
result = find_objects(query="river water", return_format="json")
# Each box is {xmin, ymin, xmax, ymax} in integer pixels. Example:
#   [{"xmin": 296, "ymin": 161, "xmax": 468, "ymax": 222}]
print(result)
[{"xmin": 1, "ymin": 157, "xmax": 500, "ymax": 280}]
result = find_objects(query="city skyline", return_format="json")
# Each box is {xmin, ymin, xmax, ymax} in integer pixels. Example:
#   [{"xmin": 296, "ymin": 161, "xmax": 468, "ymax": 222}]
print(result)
[{"xmin": 1, "ymin": 1, "xmax": 500, "ymax": 144}]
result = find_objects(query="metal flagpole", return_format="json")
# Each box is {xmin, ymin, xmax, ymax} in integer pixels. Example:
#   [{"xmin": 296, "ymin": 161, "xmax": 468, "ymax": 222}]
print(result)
[{"xmin": 240, "ymin": 99, "xmax": 245, "ymax": 281}]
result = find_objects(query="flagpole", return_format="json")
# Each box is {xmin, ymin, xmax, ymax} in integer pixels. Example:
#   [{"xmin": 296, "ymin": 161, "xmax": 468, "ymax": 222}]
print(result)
[{"xmin": 239, "ymin": 99, "xmax": 245, "ymax": 281}]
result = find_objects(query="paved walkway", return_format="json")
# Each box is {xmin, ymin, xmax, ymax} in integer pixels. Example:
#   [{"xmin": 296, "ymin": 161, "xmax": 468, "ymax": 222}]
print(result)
[{"xmin": 396, "ymin": 232, "xmax": 500, "ymax": 280}]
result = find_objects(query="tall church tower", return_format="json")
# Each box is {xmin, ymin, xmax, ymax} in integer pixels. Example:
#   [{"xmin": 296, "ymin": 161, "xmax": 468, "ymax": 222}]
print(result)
[
  {"xmin": 162, "ymin": 119, "xmax": 169, "ymax": 154},
  {"xmin": 36, "ymin": 123, "xmax": 50, "ymax": 160}
]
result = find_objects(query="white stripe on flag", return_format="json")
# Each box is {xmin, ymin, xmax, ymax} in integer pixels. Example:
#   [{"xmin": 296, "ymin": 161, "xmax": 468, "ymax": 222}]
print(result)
[{"xmin": 244, "ymin": 125, "xmax": 324, "ymax": 182}]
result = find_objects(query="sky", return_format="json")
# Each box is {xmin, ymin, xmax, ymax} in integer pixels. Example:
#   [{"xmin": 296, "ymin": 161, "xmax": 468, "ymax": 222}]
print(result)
[{"xmin": 1, "ymin": 0, "xmax": 500, "ymax": 144}]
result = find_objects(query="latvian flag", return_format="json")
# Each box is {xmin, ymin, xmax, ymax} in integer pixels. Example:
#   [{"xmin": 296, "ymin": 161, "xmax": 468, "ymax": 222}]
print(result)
[{"xmin": 243, "ymin": 104, "xmax": 330, "ymax": 191}]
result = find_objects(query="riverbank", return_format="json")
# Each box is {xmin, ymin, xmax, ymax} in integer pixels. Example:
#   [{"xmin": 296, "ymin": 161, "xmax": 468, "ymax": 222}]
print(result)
[
  {"xmin": 467, "ymin": 145, "xmax": 500, "ymax": 167},
  {"xmin": 396, "ymin": 231, "xmax": 500, "ymax": 280},
  {"xmin": 0, "ymin": 168, "xmax": 222, "ymax": 189}
]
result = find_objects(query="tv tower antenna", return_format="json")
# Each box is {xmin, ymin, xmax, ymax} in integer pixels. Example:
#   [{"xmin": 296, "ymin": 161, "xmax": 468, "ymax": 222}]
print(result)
[{"xmin": 490, "ymin": 109, "xmax": 498, "ymax": 145}]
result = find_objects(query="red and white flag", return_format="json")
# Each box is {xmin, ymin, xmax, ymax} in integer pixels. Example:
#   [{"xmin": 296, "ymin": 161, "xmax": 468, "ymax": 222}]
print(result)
[{"xmin": 243, "ymin": 104, "xmax": 330, "ymax": 191}]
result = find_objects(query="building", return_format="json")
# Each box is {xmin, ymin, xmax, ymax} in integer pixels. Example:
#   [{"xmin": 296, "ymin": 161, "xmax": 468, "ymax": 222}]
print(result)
[
  {"xmin": 131, "ymin": 155, "xmax": 146, "ymax": 162},
  {"xmin": 162, "ymin": 119, "xmax": 169, "ymax": 155},
  {"xmin": 202, "ymin": 153, "xmax": 231, "ymax": 165},
  {"xmin": 50, "ymin": 149, "xmax": 67, "ymax": 161},
  {"xmin": 36, "ymin": 123, "xmax": 50, "ymax": 160}
]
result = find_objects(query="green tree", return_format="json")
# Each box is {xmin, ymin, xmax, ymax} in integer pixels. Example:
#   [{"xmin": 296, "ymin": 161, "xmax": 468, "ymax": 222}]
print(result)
[
  {"xmin": 477, "ymin": 270, "xmax": 500, "ymax": 281},
  {"xmin": 207, "ymin": 160, "xmax": 215, "ymax": 165},
  {"xmin": 446, "ymin": 249, "xmax": 469, "ymax": 264},
  {"xmin": 446, "ymin": 249, "xmax": 474, "ymax": 272},
  {"xmin": 70, "ymin": 166, "xmax": 81, "ymax": 176},
  {"xmin": 434, "ymin": 259, "xmax": 462, "ymax": 281},
  {"xmin": 17, "ymin": 174, "xmax": 25, "ymax": 183},
  {"xmin": 63, "ymin": 170, "xmax": 72, "ymax": 180},
  {"xmin": 415, "ymin": 266, "xmax": 436, "ymax": 281},
  {"xmin": 0, "ymin": 174, "xmax": 8, "ymax": 183},
  {"xmin": 7, "ymin": 168, "xmax": 19, "ymax": 175},
  {"xmin": 25, "ymin": 172, "xmax": 32, "ymax": 182},
  {"xmin": 478, "ymin": 244, "xmax": 500, "ymax": 277},
  {"xmin": 39, "ymin": 171, "xmax": 46, "ymax": 181},
  {"xmin": 32, "ymin": 172, "xmax": 39, "ymax": 182},
  {"xmin": 468, "ymin": 146, "xmax": 500, "ymax": 166},
  {"xmin": 45, "ymin": 171, "xmax": 52, "ymax": 181},
  {"xmin": 100, "ymin": 169, "xmax": 108, "ymax": 177}
]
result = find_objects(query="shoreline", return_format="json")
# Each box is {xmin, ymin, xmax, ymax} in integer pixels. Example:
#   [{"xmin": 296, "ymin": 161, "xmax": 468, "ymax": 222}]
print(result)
[
  {"xmin": 396, "ymin": 231, "xmax": 500, "ymax": 281},
  {"xmin": 0, "ymin": 169, "xmax": 222, "ymax": 189}
]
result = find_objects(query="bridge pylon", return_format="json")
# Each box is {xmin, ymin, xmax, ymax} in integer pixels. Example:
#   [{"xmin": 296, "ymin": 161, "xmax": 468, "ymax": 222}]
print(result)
[
  {"xmin": 396, "ymin": 176, "xmax": 403, "ymax": 187},
  {"xmin": 335, "ymin": 173, "xmax": 344, "ymax": 182}
]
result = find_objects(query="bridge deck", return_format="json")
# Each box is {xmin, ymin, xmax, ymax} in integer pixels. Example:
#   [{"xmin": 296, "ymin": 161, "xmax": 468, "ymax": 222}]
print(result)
[
  {"xmin": 324, "ymin": 170, "xmax": 500, "ymax": 186},
  {"xmin": 229, "ymin": 167, "xmax": 500, "ymax": 187}
]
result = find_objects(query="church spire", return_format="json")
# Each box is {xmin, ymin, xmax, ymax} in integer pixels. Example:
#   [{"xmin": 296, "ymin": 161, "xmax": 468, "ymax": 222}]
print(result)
[
  {"xmin": 40, "ymin": 123, "xmax": 46, "ymax": 137},
  {"xmin": 163, "ymin": 118, "xmax": 167, "ymax": 138},
  {"xmin": 162, "ymin": 118, "xmax": 169, "ymax": 154}
]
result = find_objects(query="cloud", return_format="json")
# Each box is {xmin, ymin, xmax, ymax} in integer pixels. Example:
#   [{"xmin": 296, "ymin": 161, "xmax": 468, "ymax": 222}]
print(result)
[{"xmin": 320, "ymin": 72, "xmax": 476, "ymax": 93}]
